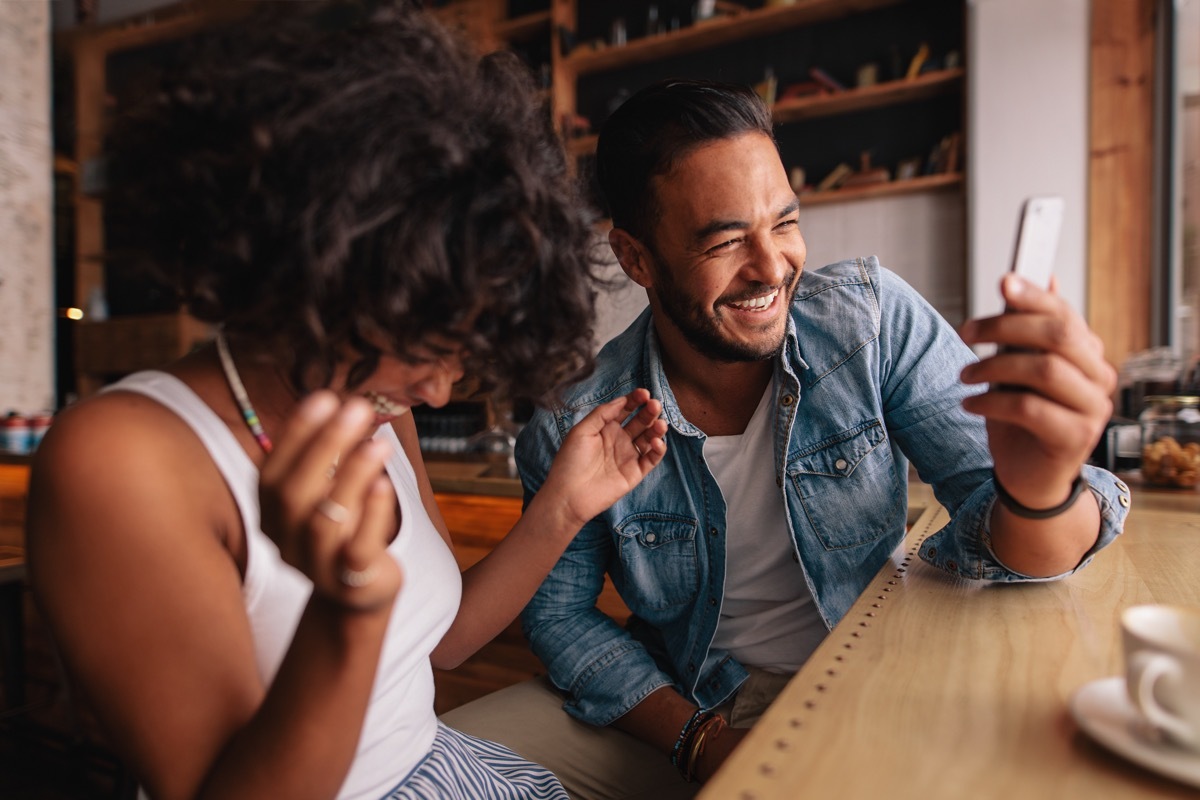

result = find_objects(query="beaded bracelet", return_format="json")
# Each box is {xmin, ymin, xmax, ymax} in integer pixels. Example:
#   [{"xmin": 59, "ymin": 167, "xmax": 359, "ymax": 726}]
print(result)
[
  {"xmin": 683, "ymin": 714, "xmax": 725, "ymax": 783},
  {"xmin": 671, "ymin": 709, "xmax": 715, "ymax": 777}
]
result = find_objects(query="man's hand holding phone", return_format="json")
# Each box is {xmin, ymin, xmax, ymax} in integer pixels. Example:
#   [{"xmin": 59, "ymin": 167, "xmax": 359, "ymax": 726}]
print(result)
[{"xmin": 957, "ymin": 197, "xmax": 1116, "ymax": 515}]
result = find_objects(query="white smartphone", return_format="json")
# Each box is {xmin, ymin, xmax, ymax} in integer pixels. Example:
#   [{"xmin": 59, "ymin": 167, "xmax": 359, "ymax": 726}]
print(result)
[
  {"xmin": 993, "ymin": 196, "xmax": 1064, "ymax": 362},
  {"xmin": 1009, "ymin": 195, "xmax": 1063, "ymax": 291}
]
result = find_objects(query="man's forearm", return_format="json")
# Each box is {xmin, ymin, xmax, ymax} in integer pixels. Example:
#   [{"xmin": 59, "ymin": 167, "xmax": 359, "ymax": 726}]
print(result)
[
  {"xmin": 610, "ymin": 685, "xmax": 699, "ymax": 755},
  {"xmin": 988, "ymin": 489, "xmax": 1101, "ymax": 577}
]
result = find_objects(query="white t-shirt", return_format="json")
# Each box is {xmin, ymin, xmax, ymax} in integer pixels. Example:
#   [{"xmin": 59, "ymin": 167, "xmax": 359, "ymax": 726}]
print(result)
[{"xmin": 704, "ymin": 383, "xmax": 827, "ymax": 673}]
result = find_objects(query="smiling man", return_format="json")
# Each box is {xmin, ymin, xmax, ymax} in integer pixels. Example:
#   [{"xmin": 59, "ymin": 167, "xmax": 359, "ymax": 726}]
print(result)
[{"xmin": 443, "ymin": 79, "xmax": 1131, "ymax": 798}]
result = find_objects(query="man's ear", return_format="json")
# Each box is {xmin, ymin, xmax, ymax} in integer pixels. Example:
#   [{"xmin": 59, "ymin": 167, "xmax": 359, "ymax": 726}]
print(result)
[{"xmin": 608, "ymin": 228, "xmax": 655, "ymax": 289}]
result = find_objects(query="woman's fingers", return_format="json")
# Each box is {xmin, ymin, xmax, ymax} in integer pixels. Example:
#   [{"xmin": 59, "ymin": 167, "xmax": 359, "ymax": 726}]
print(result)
[
  {"xmin": 318, "ymin": 436, "xmax": 393, "ymax": 535},
  {"xmin": 620, "ymin": 395, "xmax": 664, "ymax": 444},
  {"xmin": 256, "ymin": 393, "xmax": 403, "ymax": 602},
  {"xmin": 261, "ymin": 395, "xmax": 378, "ymax": 529},
  {"xmin": 259, "ymin": 391, "xmax": 341, "ymax": 486},
  {"xmin": 334, "ymin": 474, "xmax": 403, "ymax": 606},
  {"xmin": 291, "ymin": 398, "xmax": 377, "ymax": 502}
]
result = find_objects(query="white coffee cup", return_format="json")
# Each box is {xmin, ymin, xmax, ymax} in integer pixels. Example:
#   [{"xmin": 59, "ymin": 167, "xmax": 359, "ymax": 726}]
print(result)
[{"xmin": 1122, "ymin": 604, "xmax": 1200, "ymax": 751}]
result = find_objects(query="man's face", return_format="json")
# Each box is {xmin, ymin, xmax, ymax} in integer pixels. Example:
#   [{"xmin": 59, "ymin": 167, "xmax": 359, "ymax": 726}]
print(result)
[{"xmin": 638, "ymin": 132, "xmax": 806, "ymax": 363}]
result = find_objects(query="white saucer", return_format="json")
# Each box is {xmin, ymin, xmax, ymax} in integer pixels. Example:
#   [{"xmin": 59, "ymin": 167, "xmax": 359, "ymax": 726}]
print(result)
[{"xmin": 1069, "ymin": 676, "xmax": 1200, "ymax": 789}]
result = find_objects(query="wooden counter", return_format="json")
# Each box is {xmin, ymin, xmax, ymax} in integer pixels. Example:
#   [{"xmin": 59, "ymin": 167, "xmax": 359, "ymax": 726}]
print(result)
[
  {"xmin": 702, "ymin": 484, "xmax": 1200, "ymax": 799},
  {"xmin": 424, "ymin": 458, "xmax": 522, "ymax": 498}
]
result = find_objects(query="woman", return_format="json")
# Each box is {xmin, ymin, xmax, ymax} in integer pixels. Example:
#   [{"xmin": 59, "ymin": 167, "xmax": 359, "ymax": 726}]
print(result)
[{"xmin": 26, "ymin": 4, "xmax": 666, "ymax": 799}]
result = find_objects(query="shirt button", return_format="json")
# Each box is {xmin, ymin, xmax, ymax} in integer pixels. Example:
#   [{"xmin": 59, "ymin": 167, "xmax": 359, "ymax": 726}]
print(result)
[
  {"xmin": 947, "ymin": 560, "xmax": 958, "ymax": 571},
  {"xmin": 645, "ymin": 533, "xmax": 657, "ymax": 543},
  {"xmin": 781, "ymin": 394, "xmax": 795, "ymax": 407},
  {"xmin": 1119, "ymin": 495, "xmax": 1130, "ymax": 508},
  {"xmin": 927, "ymin": 547, "xmax": 937, "ymax": 558},
  {"xmin": 688, "ymin": 662, "xmax": 696, "ymax": 673},
  {"xmin": 711, "ymin": 527, "xmax": 719, "ymax": 537},
  {"xmin": 1115, "ymin": 480, "xmax": 1129, "ymax": 493},
  {"xmin": 835, "ymin": 458, "xmax": 848, "ymax": 471},
  {"xmin": 709, "ymin": 597, "xmax": 718, "ymax": 606}
]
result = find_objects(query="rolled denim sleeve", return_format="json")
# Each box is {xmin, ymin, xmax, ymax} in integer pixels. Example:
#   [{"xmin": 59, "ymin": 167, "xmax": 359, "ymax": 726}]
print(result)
[
  {"xmin": 919, "ymin": 464, "xmax": 1130, "ymax": 581},
  {"xmin": 869, "ymin": 263, "xmax": 1128, "ymax": 581},
  {"xmin": 516, "ymin": 409, "xmax": 676, "ymax": 727}
]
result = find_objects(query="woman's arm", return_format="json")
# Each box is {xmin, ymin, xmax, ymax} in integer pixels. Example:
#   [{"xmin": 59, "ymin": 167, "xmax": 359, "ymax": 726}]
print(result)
[
  {"xmin": 396, "ymin": 390, "xmax": 667, "ymax": 669},
  {"xmin": 28, "ymin": 391, "xmax": 398, "ymax": 800}
]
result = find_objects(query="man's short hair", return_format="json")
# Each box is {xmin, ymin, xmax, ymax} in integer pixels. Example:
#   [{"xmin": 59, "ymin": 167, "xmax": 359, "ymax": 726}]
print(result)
[{"xmin": 595, "ymin": 79, "xmax": 775, "ymax": 242}]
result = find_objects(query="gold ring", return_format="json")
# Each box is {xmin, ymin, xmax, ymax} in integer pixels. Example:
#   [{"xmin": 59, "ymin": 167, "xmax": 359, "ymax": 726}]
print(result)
[
  {"xmin": 339, "ymin": 564, "xmax": 377, "ymax": 588},
  {"xmin": 316, "ymin": 498, "xmax": 350, "ymax": 524}
]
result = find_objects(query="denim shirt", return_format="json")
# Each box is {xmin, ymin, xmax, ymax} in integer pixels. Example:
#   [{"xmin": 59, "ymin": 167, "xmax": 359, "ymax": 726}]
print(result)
[{"xmin": 516, "ymin": 257, "xmax": 1130, "ymax": 728}]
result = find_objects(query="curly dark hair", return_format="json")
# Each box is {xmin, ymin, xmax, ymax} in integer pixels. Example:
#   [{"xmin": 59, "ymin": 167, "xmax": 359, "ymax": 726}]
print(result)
[
  {"xmin": 596, "ymin": 78, "xmax": 774, "ymax": 244},
  {"xmin": 106, "ymin": 0, "xmax": 598, "ymax": 399}
]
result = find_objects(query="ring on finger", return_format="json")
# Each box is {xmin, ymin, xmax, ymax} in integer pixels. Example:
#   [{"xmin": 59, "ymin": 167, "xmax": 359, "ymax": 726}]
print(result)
[
  {"xmin": 339, "ymin": 564, "xmax": 377, "ymax": 588},
  {"xmin": 316, "ymin": 497, "xmax": 350, "ymax": 524}
]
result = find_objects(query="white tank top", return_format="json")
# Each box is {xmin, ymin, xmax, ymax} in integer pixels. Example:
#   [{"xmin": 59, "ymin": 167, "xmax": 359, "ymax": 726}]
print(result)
[
  {"xmin": 704, "ymin": 383, "xmax": 827, "ymax": 674},
  {"xmin": 109, "ymin": 371, "xmax": 462, "ymax": 799}
]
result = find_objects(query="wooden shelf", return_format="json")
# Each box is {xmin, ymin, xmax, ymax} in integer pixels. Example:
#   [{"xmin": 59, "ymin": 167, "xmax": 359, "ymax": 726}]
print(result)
[
  {"xmin": 565, "ymin": 133, "xmax": 598, "ymax": 157},
  {"xmin": 589, "ymin": 174, "xmax": 963, "ymax": 230},
  {"xmin": 566, "ymin": 0, "xmax": 903, "ymax": 76},
  {"xmin": 57, "ymin": 2, "xmax": 230, "ymax": 57},
  {"xmin": 74, "ymin": 311, "xmax": 213, "ymax": 378},
  {"xmin": 495, "ymin": 10, "xmax": 551, "ymax": 42},
  {"xmin": 800, "ymin": 172, "xmax": 963, "ymax": 207},
  {"xmin": 563, "ymin": 69, "xmax": 963, "ymax": 159},
  {"xmin": 773, "ymin": 68, "xmax": 964, "ymax": 124},
  {"xmin": 53, "ymin": 154, "xmax": 78, "ymax": 176}
]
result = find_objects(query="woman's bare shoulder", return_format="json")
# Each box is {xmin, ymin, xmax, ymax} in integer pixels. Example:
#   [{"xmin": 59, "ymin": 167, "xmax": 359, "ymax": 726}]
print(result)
[
  {"xmin": 31, "ymin": 387, "xmax": 204, "ymax": 486},
  {"xmin": 27, "ymin": 384, "xmax": 233, "ymax": 563}
]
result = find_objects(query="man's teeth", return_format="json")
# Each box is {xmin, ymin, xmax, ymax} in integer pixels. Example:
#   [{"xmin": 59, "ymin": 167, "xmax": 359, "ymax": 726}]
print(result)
[
  {"xmin": 729, "ymin": 290, "xmax": 778, "ymax": 311},
  {"xmin": 365, "ymin": 392, "xmax": 409, "ymax": 417}
]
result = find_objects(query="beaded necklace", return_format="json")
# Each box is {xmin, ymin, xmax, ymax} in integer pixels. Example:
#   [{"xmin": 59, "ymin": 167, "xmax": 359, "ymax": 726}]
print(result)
[{"xmin": 215, "ymin": 331, "xmax": 274, "ymax": 454}]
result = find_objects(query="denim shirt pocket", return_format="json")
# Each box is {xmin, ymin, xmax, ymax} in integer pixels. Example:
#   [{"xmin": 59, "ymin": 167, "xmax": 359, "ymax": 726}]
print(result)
[
  {"xmin": 614, "ymin": 513, "xmax": 700, "ymax": 615},
  {"xmin": 787, "ymin": 420, "xmax": 900, "ymax": 550}
]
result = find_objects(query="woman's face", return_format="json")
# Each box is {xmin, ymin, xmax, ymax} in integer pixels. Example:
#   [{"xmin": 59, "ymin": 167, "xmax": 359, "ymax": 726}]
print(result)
[{"xmin": 332, "ymin": 343, "xmax": 466, "ymax": 426}]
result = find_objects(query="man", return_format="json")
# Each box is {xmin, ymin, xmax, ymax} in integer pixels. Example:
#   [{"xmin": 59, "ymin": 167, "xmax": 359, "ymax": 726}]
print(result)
[{"xmin": 444, "ymin": 79, "xmax": 1129, "ymax": 798}]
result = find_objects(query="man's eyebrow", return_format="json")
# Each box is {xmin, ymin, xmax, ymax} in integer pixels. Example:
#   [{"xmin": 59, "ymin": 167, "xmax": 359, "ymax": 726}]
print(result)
[
  {"xmin": 692, "ymin": 198, "xmax": 802, "ymax": 244},
  {"xmin": 693, "ymin": 218, "xmax": 747, "ymax": 243}
]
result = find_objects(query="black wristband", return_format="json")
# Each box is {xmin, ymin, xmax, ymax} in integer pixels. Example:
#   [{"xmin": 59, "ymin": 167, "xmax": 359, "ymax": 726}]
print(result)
[{"xmin": 994, "ymin": 471, "xmax": 1087, "ymax": 520}]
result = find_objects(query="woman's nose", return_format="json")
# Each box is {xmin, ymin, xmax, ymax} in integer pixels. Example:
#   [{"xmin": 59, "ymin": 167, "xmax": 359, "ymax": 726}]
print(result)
[{"xmin": 413, "ymin": 358, "xmax": 463, "ymax": 408}]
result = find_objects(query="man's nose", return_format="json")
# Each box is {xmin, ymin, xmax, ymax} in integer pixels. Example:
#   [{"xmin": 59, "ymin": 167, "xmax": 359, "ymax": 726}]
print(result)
[{"xmin": 746, "ymin": 234, "xmax": 791, "ymax": 287}]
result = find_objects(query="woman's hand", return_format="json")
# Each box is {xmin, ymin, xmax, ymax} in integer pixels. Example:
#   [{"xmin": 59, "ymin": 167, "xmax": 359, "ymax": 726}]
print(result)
[
  {"xmin": 258, "ymin": 391, "xmax": 403, "ymax": 610},
  {"xmin": 538, "ymin": 388, "xmax": 668, "ymax": 531}
]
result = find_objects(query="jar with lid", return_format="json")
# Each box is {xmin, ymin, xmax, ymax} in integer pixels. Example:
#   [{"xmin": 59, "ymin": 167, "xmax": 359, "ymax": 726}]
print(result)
[{"xmin": 1139, "ymin": 395, "xmax": 1200, "ymax": 488}]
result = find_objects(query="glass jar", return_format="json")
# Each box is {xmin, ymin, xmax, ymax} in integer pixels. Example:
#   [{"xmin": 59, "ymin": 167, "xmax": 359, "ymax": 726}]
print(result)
[{"xmin": 1139, "ymin": 395, "xmax": 1200, "ymax": 488}]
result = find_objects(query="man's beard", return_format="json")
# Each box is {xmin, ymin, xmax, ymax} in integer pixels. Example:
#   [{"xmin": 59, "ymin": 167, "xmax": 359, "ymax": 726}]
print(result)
[{"xmin": 651, "ymin": 256, "xmax": 795, "ymax": 363}]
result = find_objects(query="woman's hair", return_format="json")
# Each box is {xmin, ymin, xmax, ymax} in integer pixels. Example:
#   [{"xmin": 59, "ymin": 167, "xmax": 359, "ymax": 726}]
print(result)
[
  {"xmin": 106, "ymin": 0, "xmax": 598, "ymax": 399},
  {"xmin": 595, "ymin": 78, "xmax": 775, "ymax": 244}
]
